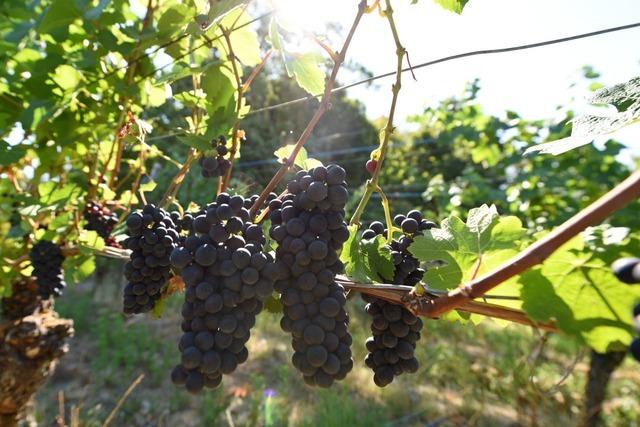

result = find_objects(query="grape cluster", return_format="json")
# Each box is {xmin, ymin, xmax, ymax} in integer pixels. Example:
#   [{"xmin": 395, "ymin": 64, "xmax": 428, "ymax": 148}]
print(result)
[
  {"xmin": 611, "ymin": 258, "xmax": 640, "ymax": 284},
  {"xmin": 29, "ymin": 240, "xmax": 66, "ymax": 299},
  {"xmin": 363, "ymin": 210, "xmax": 436, "ymax": 286},
  {"xmin": 360, "ymin": 210, "xmax": 434, "ymax": 386},
  {"xmin": 83, "ymin": 200, "xmax": 119, "ymax": 247},
  {"xmin": 198, "ymin": 136, "xmax": 231, "ymax": 179},
  {"xmin": 169, "ymin": 193, "xmax": 282, "ymax": 393},
  {"xmin": 268, "ymin": 165, "xmax": 353, "ymax": 387},
  {"xmin": 612, "ymin": 257, "xmax": 640, "ymax": 362},
  {"xmin": 631, "ymin": 303, "xmax": 640, "ymax": 362},
  {"xmin": 122, "ymin": 204, "xmax": 180, "ymax": 314},
  {"xmin": 362, "ymin": 294, "xmax": 422, "ymax": 386}
]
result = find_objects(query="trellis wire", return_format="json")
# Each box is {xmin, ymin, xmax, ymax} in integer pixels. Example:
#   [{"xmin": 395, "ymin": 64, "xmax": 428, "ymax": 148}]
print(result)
[
  {"xmin": 145, "ymin": 20, "xmax": 640, "ymax": 142},
  {"xmin": 248, "ymin": 21, "xmax": 640, "ymax": 115}
]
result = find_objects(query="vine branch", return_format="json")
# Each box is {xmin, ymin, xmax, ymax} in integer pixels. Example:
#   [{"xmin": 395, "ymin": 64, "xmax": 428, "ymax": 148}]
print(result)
[
  {"xmin": 106, "ymin": 0, "xmax": 156, "ymax": 189},
  {"xmin": 242, "ymin": 49, "xmax": 272, "ymax": 93},
  {"xmin": 159, "ymin": 150, "xmax": 196, "ymax": 209},
  {"xmin": 350, "ymin": 0, "xmax": 405, "ymax": 228},
  {"xmin": 422, "ymin": 170, "xmax": 640, "ymax": 318},
  {"xmin": 248, "ymin": 0, "xmax": 367, "ymax": 218},
  {"xmin": 159, "ymin": 34, "xmax": 204, "ymax": 209},
  {"xmin": 336, "ymin": 278, "xmax": 558, "ymax": 332},
  {"xmin": 219, "ymin": 28, "xmax": 247, "ymax": 194}
]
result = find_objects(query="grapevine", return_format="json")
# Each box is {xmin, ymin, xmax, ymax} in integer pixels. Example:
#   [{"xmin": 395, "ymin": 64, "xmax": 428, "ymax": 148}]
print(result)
[{"xmin": 2, "ymin": 0, "xmax": 640, "ymax": 425}]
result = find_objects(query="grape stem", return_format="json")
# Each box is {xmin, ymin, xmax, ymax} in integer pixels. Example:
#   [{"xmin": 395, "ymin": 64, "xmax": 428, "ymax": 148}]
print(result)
[
  {"xmin": 120, "ymin": 133, "xmax": 147, "ymax": 222},
  {"xmin": 103, "ymin": 0, "xmax": 156, "ymax": 191},
  {"xmin": 248, "ymin": 0, "xmax": 368, "ymax": 218},
  {"xmin": 159, "ymin": 35, "xmax": 202, "ymax": 208},
  {"xmin": 159, "ymin": 149, "xmax": 197, "ymax": 209},
  {"xmin": 80, "ymin": 244, "xmax": 131, "ymax": 260},
  {"xmin": 242, "ymin": 49, "xmax": 273, "ymax": 93},
  {"xmin": 336, "ymin": 278, "xmax": 558, "ymax": 332},
  {"xmin": 349, "ymin": 0, "xmax": 405, "ymax": 230},
  {"xmin": 421, "ymin": 170, "xmax": 640, "ymax": 318},
  {"xmin": 219, "ymin": 33, "xmax": 273, "ymax": 193},
  {"xmin": 254, "ymin": 189, "xmax": 289, "ymax": 224},
  {"xmin": 375, "ymin": 184, "xmax": 394, "ymax": 243}
]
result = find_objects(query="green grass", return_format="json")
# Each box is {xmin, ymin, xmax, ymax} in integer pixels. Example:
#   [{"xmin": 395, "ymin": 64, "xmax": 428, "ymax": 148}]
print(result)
[{"xmin": 36, "ymin": 286, "xmax": 640, "ymax": 426}]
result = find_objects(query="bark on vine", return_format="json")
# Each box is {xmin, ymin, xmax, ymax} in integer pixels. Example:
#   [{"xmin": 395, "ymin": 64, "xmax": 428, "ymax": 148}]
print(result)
[
  {"xmin": 0, "ymin": 281, "xmax": 74, "ymax": 427},
  {"xmin": 580, "ymin": 350, "xmax": 627, "ymax": 427}
]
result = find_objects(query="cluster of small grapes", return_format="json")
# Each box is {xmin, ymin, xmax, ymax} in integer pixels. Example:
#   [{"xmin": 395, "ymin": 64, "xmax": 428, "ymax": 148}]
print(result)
[
  {"xmin": 611, "ymin": 257, "xmax": 640, "ymax": 362},
  {"xmin": 268, "ymin": 165, "xmax": 353, "ymax": 387},
  {"xmin": 362, "ymin": 294, "xmax": 422, "ymax": 386},
  {"xmin": 122, "ymin": 205, "xmax": 180, "ymax": 314},
  {"xmin": 199, "ymin": 136, "xmax": 231, "ymax": 179},
  {"xmin": 631, "ymin": 305, "xmax": 640, "ymax": 362},
  {"xmin": 169, "ymin": 193, "xmax": 284, "ymax": 393},
  {"xmin": 363, "ymin": 210, "xmax": 436, "ymax": 286},
  {"xmin": 612, "ymin": 258, "xmax": 640, "ymax": 285},
  {"xmin": 29, "ymin": 240, "xmax": 66, "ymax": 299},
  {"xmin": 360, "ymin": 211, "xmax": 436, "ymax": 386},
  {"xmin": 83, "ymin": 200, "xmax": 120, "ymax": 247}
]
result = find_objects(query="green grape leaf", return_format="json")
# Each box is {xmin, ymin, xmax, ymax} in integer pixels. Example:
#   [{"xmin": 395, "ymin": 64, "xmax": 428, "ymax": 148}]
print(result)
[
  {"xmin": 268, "ymin": 18, "xmax": 283, "ymax": 51},
  {"xmin": 48, "ymin": 212, "xmax": 73, "ymax": 232},
  {"xmin": 38, "ymin": 182, "xmax": 83, "ymax": 208},
  {"xmin": 524, "ymin": 76, "xmax": 640, "ymax": 156},
  {"xmin": 430, "ymin": 0, "xmax": 470, "ymax": 14},
  {"xmin": 78, "ymin": 230, "xmax": 105, "ymax": 251},
  {"xmin": 174, "ymin": 89, "xmax": 207, "ymax": 109},
  {"xmin": 205, "ymin": 0, "xmax": 246, "ymax": 30},
  {"xmin": 268, "ymin": 20, "xmax": 326, "ymax": 96},
  {"xmin": 0, "ymin": 141, "xmax": 26, "ymax": 165},
  {"xmin": 139, "ymin": 179, "xmax": 156, "ymax": 193},
  {"xmin": 303, "ymin": 157, "xmax": 323, "ymax": 170},
  {"xmin": 39, "ymin": 0, "xmax": 82, "ymax": 34},
  {"xmin": 582, "ymin": 224, "xmax": 640, "ymax": 261},
  {"xmin": 203, "ymin": 99, "xmax": 238, "ymax": 141},
  {"xmin": 519, "ymin": 235, "xmax": 640, "ymax": 353},
  {"xmin": 177, "ymin": 134, "xmax": 211, "ymax": 151},
  {"xmin": 144, "ymin": 81, "xmax": 168, "ymax": 107},
  {"xmin": 274, "ymin": 145, "xmax": 307, "ymax": 169},
  {"xmin": 63, "ymin": 253, "xmax": 95, "ymax": 285},
  {"xmin": 201, "ymin": 65, "xmax": 236, "ymax": 113},
  {"xmin": 409, "ymin": 205, "xmax": 526, "ymax": 291},
  {"xmin": 85, "ymin": 0, "xmax": 111, "ymax": 20},
  {"xmin": 263, "ymin": 294, "xmax": 283, "ymax": 314},
  {"xmin": 51, "ymin": 65, "xmax": 83, "ymax": 91},
  {"xmin": 340, "ymin": 226, "xmax": 394, "ymax": 283},
  {"xmin": 217, "ymin": 9, "xmax": 261, "ymax": 66},
  {"xmin": 152, "ymin": 296, "xmax": 167, "ymax": 318},
  {"xmin": 157, "ymin": 4, "xmax": 190, "ymax": 38},
  {"xmin": 284, "ymin": 52, "xmax": 325, "ymax": 97}
]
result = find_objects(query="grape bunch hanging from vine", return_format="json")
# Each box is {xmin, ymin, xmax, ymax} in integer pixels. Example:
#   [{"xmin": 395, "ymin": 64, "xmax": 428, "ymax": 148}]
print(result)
[{"xmin": 1, "ymin": 1, "xmax": 640, "ymax": 426}]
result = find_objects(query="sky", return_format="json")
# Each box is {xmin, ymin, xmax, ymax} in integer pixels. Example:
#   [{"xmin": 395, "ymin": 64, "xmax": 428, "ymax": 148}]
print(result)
[{"xmin": 273, "ymin": 0, "xmax": 640, "ymax": 148}]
